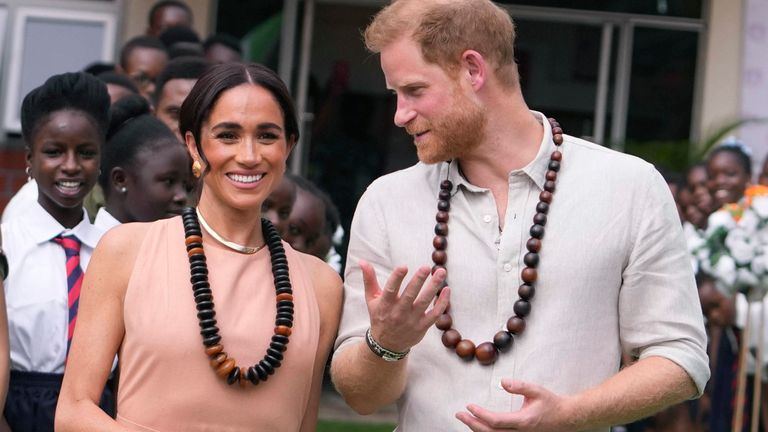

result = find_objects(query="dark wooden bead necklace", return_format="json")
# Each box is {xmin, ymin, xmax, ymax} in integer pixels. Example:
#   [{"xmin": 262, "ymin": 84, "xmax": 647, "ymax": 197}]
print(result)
[
  {"xmin": 181, "ymin": 207, "xmax": 294, "ymax": 386},
  {"xmin": 432, "ymin": 117, "xmax": 564, "ymax": 365}
]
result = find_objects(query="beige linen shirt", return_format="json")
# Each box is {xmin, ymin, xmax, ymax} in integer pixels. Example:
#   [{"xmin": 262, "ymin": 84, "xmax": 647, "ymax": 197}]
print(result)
[{"xmin": 334, "ymin": 111, "xmax": 709, "ymax": 432}]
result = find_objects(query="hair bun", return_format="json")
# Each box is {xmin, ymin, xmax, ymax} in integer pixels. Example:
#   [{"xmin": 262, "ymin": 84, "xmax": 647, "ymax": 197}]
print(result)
[{"xmin": 107, "ymin": 94, "xmax": 151, "ymax": 140}]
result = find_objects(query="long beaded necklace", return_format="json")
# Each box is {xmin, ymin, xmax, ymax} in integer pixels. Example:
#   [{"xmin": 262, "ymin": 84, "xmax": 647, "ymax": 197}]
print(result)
[
  {"xmin": 432, "ymin": 117, "xmax": 563, "ymax": 365},
  {"xmin": 182, "ymin": 207, "xmax": 294, "ymax": 386}
]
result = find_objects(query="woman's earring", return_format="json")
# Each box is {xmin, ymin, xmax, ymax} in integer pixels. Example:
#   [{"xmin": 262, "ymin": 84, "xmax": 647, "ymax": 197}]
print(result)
[
  {"xmin": 119, "ymin": 186, "xmax": 127, "ymax": 193},
  {"xmin": 192, "ymin": 160, "xmax": 202, "ymax": 178},
  {"xmin": 25, "ymin": 166, "xmax": 31, "ymax": 181}
]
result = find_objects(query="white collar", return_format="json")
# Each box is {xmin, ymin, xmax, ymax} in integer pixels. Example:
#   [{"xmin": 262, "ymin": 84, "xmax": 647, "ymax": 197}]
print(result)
[{"xmin": 25, "ymin": 201, "xmax": 102, "ymax": 248}]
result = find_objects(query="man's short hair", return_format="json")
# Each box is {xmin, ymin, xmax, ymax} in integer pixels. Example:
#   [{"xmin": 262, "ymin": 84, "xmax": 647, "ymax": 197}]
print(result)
[
  {"xmin": 364, "ymin": 0, "xmax": 518, "ymax": 88},
  {"xmin": 153, "ymin": 56, "xmax": 210, "ymax": 105},
  {"xmin": 203, "ymin": 33, "xmax": 243, "ymax": 55},
  {"xmin": 120, "ymin": 36, "xmax": 168, "ymax": 70},
  {"xmin": 149, "ymin": 1, "xmax": 193, "ymax": 27}
]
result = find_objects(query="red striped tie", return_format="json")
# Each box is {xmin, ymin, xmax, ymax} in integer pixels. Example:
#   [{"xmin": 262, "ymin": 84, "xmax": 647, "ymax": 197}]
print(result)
[{"xmin": 53, "ymin": 235, "xmax": 83, "ymax": 359}]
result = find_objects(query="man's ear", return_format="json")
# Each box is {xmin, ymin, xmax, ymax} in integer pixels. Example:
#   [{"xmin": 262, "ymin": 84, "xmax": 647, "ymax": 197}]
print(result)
[{"xmin": 461, "ymin": 50, "xmax": 487, "ymax": 91}]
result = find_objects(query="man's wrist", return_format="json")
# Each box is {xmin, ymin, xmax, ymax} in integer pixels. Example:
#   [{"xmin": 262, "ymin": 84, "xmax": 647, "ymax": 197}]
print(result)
[{"xmin": 365, "ymin": 328, "xmax": 409, "ymax": 362}]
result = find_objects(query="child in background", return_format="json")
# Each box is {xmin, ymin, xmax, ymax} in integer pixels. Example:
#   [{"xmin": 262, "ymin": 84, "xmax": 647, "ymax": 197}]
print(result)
[
  {"xmin": 95, "ymin": 94, "xmax": 189, "ymax": 230},
  {"xmin": 0, "ymin": 72, "xmax": 113, "ymax": 430},
  {"xmin": 262, "ymin": 174, "xmax": 297, "ymax": 238}
]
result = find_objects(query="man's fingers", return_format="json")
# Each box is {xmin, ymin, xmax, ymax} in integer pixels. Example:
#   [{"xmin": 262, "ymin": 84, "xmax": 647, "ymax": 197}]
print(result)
[
  {"xmin": 414, "ymin": 267, "xmax": 447, "ymax": 312},
  {"xmin": 466, "ymin": 404, "xmax": 518, "ymax": 429},
  {"xmin": 424, "ymin": 286, "xmax": 450, "ymax": 323},
  {"xmin": 381, "ymin": 265, "xmax": 409, "ymax": 301},
  {"xmin": 501, "ymin": 379, "xmax": 542, "ymax": 399},
  {"xmin": 455, "ymin": 411, "xmax": 502, "ymax": 432},
  {"xmin": 360, "ymin": 260, "xmax": 380, "ymax": 304}
]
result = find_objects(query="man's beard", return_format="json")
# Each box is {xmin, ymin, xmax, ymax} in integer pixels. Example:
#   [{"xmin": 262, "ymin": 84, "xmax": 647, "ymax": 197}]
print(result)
[{"xmin": 408, "ymin": 90, "xmax": 487, "ymax": 164}]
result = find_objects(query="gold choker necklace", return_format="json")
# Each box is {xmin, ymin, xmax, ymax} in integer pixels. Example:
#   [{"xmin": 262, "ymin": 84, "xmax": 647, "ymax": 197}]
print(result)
[{"xmin": 196, "ymin": 209, "xmax": 265, "ymax": 254}]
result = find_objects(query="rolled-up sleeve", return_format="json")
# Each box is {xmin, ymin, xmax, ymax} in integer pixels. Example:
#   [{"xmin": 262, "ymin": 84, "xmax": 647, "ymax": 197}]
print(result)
[
  {"xmin": 619, "ymin": 167, "xmax": 710, "ymax": 396},
  {"xmin": 333, "ymin": 182, "xmax": 393, "ymax": 354}
]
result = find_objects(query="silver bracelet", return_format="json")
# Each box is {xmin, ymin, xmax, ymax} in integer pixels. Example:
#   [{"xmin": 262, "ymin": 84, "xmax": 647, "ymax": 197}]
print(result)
[{"xmin": 365, "ymin": 328, "xmax": 409, "ymax": 362}]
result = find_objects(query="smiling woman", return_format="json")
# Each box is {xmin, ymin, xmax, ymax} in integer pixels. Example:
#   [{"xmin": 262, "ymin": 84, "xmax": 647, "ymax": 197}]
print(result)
[
  {"xmin": 55, "ymin": 63, "xmax": 343, "ymax": 432},
  {"xmin": 0, "ymin": 72, "xmax": 113, "ymax": 431}
]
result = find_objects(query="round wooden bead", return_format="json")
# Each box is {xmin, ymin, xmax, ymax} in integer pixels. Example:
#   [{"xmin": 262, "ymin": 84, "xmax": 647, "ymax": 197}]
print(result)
[
  {"xmin": 456, "ymin": 340, "xmax": 476, "ymax": 360},
  {"xmin": 433, "ymin": 235, "xmax": 447, "ymax": 250},
  {"xmin": 439, "ymin": 190, "xmax": 451, "ymax": 201},
  {"xmin": 539, "ymin": 191, "xmax": 553, "ymax": 203},
  {"xmin": 226, "ymin": 366, "xmax": 241, "ymax": 385},
  {"xmin": 545, "ymin": 170, "xmax": 557, "ymax": 181},
  {"xmin": 536, "ymin": 202, "xmax": 549, "ymax": 214},
  {"xmin": 551, "ymin": 151, "xmax": 562, "ymax": 161},
  {"xmin": 530, "ymin": 224, "xmax": 545, "ymax": 239},
  {"xmin": 432, "ymin": 250, "xmax": 447, "ymax": 265},
  {"xmin": 441, "ymin": 329, "xmax": 462, "ymax": 348},
  {"xmin": 521, "ymin": 267, "xmax": 537, "ymax": 283},
  {"xmin": 205, "ymin": 343, "xmax": 224, "ymax": 356},
  {"xmin": 254, "ymin": 363, "xmax": 269, "ymax": 381},
  {"xmin": 475, "ymin": 342, "xmax": 498, "ymax": 365},
  {"xmin": 276, "ymin": 293, "xmax": 294, "ymax": 302},
  {"xmin": 435, "ymin": 313, "xmax": 453, "ymax": 330},
  {"xmin": 523, "ymin": 252, "xmax": 539, "ymax": 267},
  {"xmin": 203, "ymin": 334, "xmax": 221, "ymax": 346},
  {"xmin": 533, "ymin": 213, "xmax": 547, "ymax": 226},
  {"xmin": 187, "ymin": 247, "xmax": 204, "ymax": 257},
  {"xmin": 507, "ymin": 316, "xmax": 526, "ymax": 334},
  {"xmin": 210, "ymin": 352, "xmax": 227, "ymax": 367},
  {"xmin": 514, "ymin": 300, "xmax": 532, "ymax": 317},
  {"xmin": 553, "ymin": 134, "xmax": 563, "ymax": 145},
  {"xmin": 552, "ymin": 126, "xmax": 563, "ymax": 135},
  {"xmin": 493, "ymin": 331, "xmax": 514, "ymax": 352},
  {"xmin": 247, "ymin": 367, "xmax": 260, "ymax": 385},
  {"xmin": 216, "ymin": 358, "xmax": 236, "ymax": 377},
  {"xmin": 435, "ymin": 223, "xmax": 448, "ymax": 236},
  {"xmin": 437, "ymin": 200, "xmax": 450, "ymax": 211},
  {"xmin": 436, "ymin": 211, "xmax": 449, "ymax": 223},
  {"xmin": 526, "ymin": 238, "xmax": 541, "ymax": 253},
  {"xmin": 275, "ymin": 325, "xmax": 292, "ymax": 336},
  {"xmin": 544, "ymin": 180, "xmax": 556, "ymax": 193},
  {"xmin": 548, "ymin": 160, "xmax": 561, "ymax": 172},
  {"xmin": 431, "ymin": 265, "xmax": 446, "ymax": 275},
  {"xmin": 185, "ymin": 235, "xmax": 203, "ymax": 246},
  {"xmin": 440, "ymin": 180, "xmax": 453, "ymax": 190},
  {"xmin": 239, "ymin": 367, "xmax": 249, "ymax": 387},
  {"xmin": 518, "ymin": 284, "xmax": 535, "ymax": 300}
]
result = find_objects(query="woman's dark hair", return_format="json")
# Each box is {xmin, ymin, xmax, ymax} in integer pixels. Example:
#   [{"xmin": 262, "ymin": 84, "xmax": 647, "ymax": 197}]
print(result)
[
  {"xmin": 99, "ymin": 94, "xmax": 180, "ymax": 196},
  {"xmin": 179, "ymin": 62, "xmax": 299, "ymax": 169},
  {"xmin": 20, "ymin": 72, "xmax": 110, "ymax": 146},
  {"xmin": 708, "ymin": 142, "xmax": 753, "ymax": 177}
]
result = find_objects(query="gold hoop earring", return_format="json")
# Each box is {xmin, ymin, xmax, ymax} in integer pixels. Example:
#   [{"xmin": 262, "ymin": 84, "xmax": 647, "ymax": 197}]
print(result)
[{"xmin": 192, "ymin": 160, "xmax": 202, "ymax": 178}]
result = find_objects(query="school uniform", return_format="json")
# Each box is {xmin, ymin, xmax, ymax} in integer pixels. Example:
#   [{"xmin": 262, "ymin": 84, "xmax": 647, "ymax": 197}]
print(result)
[
  {"xmin": 1, "ymin": 201, "xmax": 113, "ymax": 431},
  {"xmin": 93, "ymin": 207, "xmax": 121, "ymax": 232}
]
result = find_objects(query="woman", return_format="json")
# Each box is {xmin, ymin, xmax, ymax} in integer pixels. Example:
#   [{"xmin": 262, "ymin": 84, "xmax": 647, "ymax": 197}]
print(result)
[
  {"xmin": 1, "ymin": 72, "xmax": 112, "ymax": 430},
  {"xmin": 56, "ymin": 63, "xmax": 342, "ymax": 431},
  {"xmin": 95, "ymin": 94, "xmax": 189, "ymax": 231}
]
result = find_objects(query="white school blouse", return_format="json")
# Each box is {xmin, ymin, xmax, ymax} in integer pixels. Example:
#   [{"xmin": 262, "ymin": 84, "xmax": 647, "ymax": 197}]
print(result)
[{"xmin": 1, "ymin": 201, "xmax": 103, "ymax": 373}]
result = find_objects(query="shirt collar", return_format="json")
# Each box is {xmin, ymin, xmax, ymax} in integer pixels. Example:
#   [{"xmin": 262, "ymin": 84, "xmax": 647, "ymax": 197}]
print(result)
[
  {"xmin": 27, "ymin": 201, "xmax": 102, "ymax": 248},
  {"xmin": 437, "ymin": 110, "xmax": 555, "ymax": 193},
  {"xmin": 94, "ymin": 207, "xmax": 121, "ymax": 232}
]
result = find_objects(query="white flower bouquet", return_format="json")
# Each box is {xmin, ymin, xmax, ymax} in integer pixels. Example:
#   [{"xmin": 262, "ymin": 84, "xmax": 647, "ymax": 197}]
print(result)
[{"xmin": 693, "ymin": 185, "xmax": 768, "ymax": 297}]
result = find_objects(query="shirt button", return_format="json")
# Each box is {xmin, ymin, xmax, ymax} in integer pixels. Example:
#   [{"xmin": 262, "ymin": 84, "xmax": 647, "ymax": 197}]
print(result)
[
  {"xmin": 483, "ymin": 215, "xmax": 492, "ymax": 223},
  {"xmin": 503, "ymin": 263, "xmax": 512, "ymax": 272}
]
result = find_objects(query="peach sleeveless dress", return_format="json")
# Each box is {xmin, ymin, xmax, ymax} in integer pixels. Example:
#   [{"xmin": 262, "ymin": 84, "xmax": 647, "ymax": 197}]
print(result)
[{"xmin": 116, "ymin": 217, "xmax": 320, "ymax": 432}]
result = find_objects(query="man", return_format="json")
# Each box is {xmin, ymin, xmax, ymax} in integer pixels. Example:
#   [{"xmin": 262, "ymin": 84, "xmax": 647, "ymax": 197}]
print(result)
[
  {"xmin": 330, "ymin": 1, "xmax": 709, "ymax": 431},
  {"xmin": 153, "ymin": 56, "xmax": 210, "ymax": 140},
  {"xmin": 146, "ymin": 1, "xmax": 193, "ymax": 38},
  {"xmin": 203, "ymin": 34, "xmax": 243, "ymax": 64},
  {"xmin": 117, "ymin": 36, "xmax": 169, "ymax": 100}
]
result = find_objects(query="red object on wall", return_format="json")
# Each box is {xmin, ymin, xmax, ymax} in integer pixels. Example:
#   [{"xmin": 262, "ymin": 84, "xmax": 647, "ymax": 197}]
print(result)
[{"xmin": 0, "ymin": 148, "xmax": 27, "ymax": 215}]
